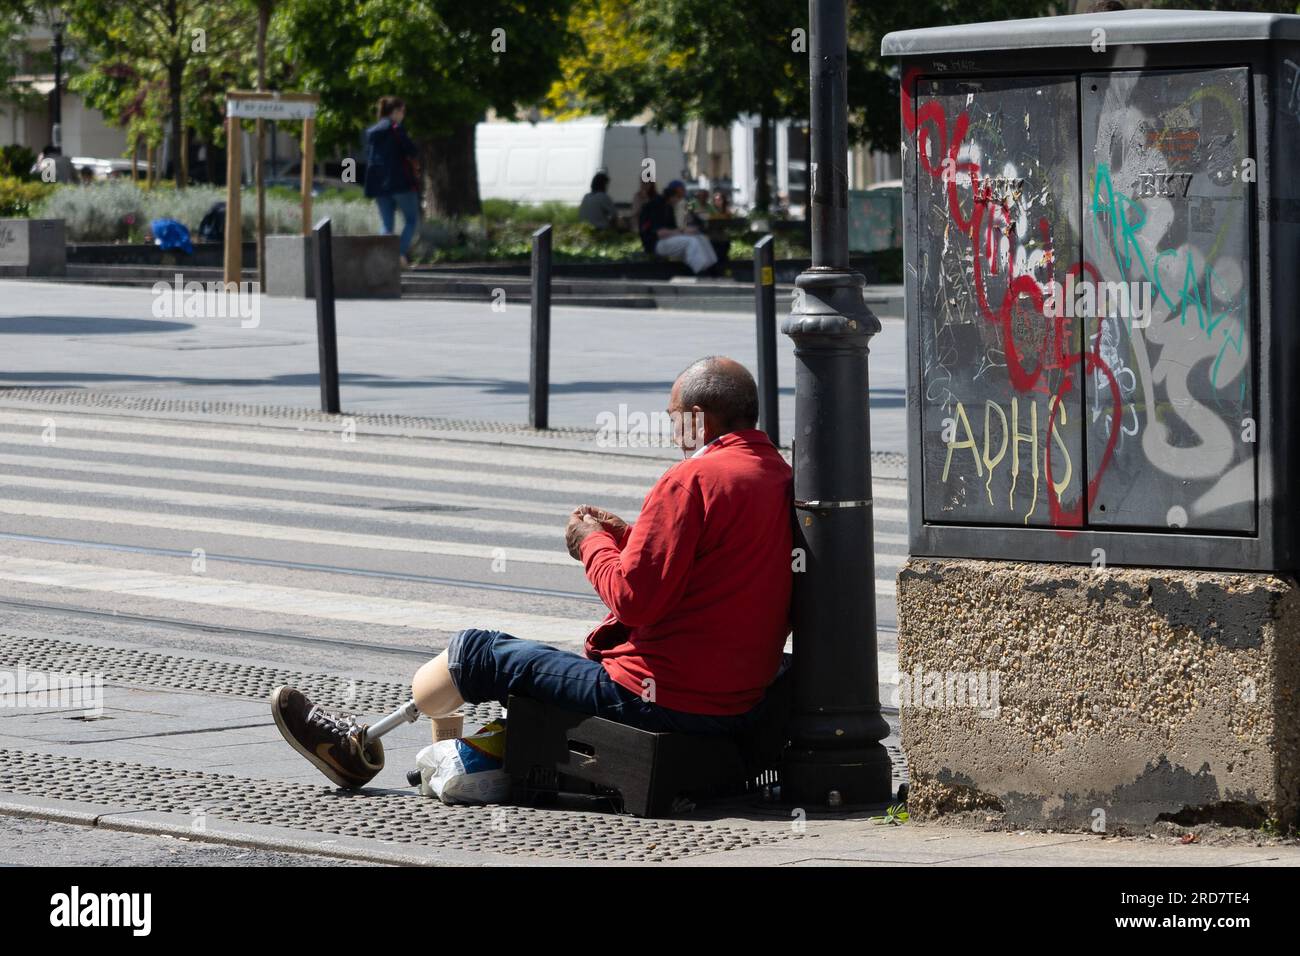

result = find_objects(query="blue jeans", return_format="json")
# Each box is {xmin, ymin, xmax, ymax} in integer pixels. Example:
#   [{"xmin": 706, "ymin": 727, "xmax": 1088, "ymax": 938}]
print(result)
[
  {"xmin": 375, "ymin": 190, "xmax": 420, "ymax": 257},
  {"xmin": 446, "ymin": 628, "xmax": 768, "ymax": 736}
]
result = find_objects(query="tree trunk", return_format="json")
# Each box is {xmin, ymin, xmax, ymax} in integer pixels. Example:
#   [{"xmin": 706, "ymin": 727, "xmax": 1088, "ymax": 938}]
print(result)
[
  {"xmin": 422, "ymin": 121, "xmax": 481, "ymax": 219},
  {"xmin": 755, "ymin": 111, "xmax": 771, "ymax": 215},
  {"xmin": 168, "ymin": 58, "xmax": 185, "ymax": 188}
]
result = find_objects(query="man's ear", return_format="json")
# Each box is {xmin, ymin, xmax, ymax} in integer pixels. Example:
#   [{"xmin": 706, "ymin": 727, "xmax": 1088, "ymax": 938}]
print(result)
[{"xmin": 690, "ymin": 405, "xmax": 707, "ymax": 444}]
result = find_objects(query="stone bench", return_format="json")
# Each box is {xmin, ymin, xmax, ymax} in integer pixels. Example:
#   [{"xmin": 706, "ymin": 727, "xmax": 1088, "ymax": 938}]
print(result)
[
  {"xmin": 0, "ymin": 219, "xmax": 67, "ymax": 277},
  {"xmin": 264, "ymin": 233, "xmax": 400, "ymax": 299}
]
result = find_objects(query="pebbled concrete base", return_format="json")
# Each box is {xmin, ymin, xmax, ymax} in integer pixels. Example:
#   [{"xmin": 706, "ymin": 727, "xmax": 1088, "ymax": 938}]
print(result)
[{"xmin": 896, "ymin": 557, "xmax": 1300, "ymax": 831}]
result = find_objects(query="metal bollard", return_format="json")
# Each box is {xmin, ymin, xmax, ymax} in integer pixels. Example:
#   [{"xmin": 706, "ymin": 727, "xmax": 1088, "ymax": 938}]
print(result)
[
  {"xmin": 312, "ymin": 217, "xmax": 341, "ymax": 415},
  {"xmin": 529, "ymin": 224, "xmax": 552, "ymax": 429},
  {"xmin": 753, "ymin": 234, "xmax": 780, "ymax": 447}
]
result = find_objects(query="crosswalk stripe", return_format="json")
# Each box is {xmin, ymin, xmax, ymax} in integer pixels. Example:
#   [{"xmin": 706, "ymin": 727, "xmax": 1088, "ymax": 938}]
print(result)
[
  {"xmin": 0, "ymin": 473, "xmax": 572, "ymax": 540},
  {"xmin": 0, "ymin": 452, "xmax": 596, "ymax": 518},
  {"xmin": 0, "ymin": 471, "xmax": 915, "ymax": 548},
  {"xmin": 0, "ymin": 409, "xmax": 678, "ymax": 480},
  {"xmin": 0, "ymin": 448, "xmax": 911, "ymax": 524},
  {"xmin": 0, "ymin": 497, "xmax": 910, "ymax": 575},
  {"xmin": 0, "ymin": 499, "xmax": 575, "ymax": 566},
  {"xmin": 0, "ymin": 555, "xmax": 594, "ymax": 644},
  {"xmin": 0, "ymin": 410, "xmax": 912, "ymax": 502},
  {"xmin": 0, "ymin": 432, "xmax": 677, "ymax": 499},
  {"xmin": 0, "ymin": 469, "xmax": 912, "ymax": 539}
]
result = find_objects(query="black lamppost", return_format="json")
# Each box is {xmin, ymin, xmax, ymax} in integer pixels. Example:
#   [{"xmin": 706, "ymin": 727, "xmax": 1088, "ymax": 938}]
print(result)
[
  {"xmin": 779, "ymin": 0, "xmax": 893, "ymax": 807},
  {"xmin": 49, "ymin": 6, "xmax": 66, "ymax": 151}
]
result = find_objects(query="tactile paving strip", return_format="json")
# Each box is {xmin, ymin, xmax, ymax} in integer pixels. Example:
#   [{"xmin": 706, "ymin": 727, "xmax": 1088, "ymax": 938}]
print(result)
[
  {"xmin": 0, "ymin": 633, "xmax": 908, "ymax": 781},
  {"xmin": 0, "ymin": 749, "xmax": 804, "ymax": 862},
  {"xmin": 0, "ymin": 633, "xmax": 500, "ymax": 724},
  {"xmin": 0, "ymin": 388, "xmax": 596, "ymax": 438}
]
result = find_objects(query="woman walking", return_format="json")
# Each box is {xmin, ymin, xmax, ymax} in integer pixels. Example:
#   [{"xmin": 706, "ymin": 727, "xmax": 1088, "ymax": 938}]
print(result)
[{"xmin": 364, "ymin": 96, "xmax": 421, "ymax": 267}]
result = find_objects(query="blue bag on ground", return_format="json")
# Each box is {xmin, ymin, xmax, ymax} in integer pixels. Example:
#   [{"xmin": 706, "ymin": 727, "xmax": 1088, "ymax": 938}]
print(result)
[{"xmin": 150, "ymin": 218, "xmax": 194, "ymax": 255}]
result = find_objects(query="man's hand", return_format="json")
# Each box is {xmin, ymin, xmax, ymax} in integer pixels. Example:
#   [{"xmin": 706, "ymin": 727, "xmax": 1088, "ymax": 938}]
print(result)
[
  {"xmin": 565, "ymin": 510, "xmax": 604, "ymax": 560},
  {"xmin": 574, "ymin": 505, "xmax": 629, "ymax": 538}
]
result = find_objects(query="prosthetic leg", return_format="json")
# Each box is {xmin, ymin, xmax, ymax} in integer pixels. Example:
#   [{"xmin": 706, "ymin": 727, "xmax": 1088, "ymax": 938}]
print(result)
[
  {"xmin": 362, "ymin": 699, "xmax": 420, "ymax": 745},
  {"xmin": 358, "ymin": 653, "xmax": 465, "ymax": 751}
]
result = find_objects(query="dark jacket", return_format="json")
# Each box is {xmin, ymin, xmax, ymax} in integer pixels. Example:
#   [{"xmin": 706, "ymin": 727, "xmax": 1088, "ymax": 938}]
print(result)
[
  {"xmin": 363, "ymin": 117, "xmax": 419, "ymax": 198},
  {"xmin": 637, "ymin": 194, "xmax": 676, "ymax": 254}
]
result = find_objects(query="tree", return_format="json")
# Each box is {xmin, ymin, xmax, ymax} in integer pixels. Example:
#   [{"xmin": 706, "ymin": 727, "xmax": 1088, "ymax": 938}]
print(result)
[
  {"xmin": 0, "ymin": 2, "xmax": 62, "ymax": 157},
  {"xmin": 62, "ymin": 0, "xmax": 258, "ymax": 186},
  {"xmin": 275, "ymin": 0, "xmax": 577, "ymax": 218},
  {"xmin": 546, "ymin": 0, "xmax": 808, "ymax": 212},
  {"xmin": 547, "ymin": 0, "xmax": 1067, "ymax": 210}
]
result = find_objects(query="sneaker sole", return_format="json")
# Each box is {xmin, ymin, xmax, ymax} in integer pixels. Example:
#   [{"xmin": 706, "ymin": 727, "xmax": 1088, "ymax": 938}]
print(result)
[{"xmin": 269, "ymin": 686, "xmax": 365, "ymax": 790}]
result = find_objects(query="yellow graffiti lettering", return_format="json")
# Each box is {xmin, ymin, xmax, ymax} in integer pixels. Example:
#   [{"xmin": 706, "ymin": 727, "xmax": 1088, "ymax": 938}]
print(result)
[
  {"xmin": 1009, "ymin": 398, "xmax": 1039, "ymax": 522},
  {"xmin": 941, "ymin": 401, "xmax": 982, "ymax": 481},
  {"xmin": 1049, "ymin": 395, "xmax": 1073, "ymax": 498},
  {"xmin": 983, "ymin": 400, "xmax": 1008, "ymax": 505}
]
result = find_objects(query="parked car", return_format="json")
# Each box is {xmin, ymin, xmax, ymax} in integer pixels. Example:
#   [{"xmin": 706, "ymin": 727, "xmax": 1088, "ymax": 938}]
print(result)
[{"xmin": 69, "ymin": 156, "xmax": 150, "ymax": 181}]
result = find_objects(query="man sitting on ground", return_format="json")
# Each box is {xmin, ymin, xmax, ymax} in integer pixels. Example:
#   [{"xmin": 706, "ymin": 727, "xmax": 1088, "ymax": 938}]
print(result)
[{"xmin": 270, "ymin": 356, "xmax": 793, "ymax": 788}]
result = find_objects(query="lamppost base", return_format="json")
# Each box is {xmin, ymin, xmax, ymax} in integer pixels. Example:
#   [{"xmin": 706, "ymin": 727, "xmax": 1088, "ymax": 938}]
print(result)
[{"xmin": 780, "ymin": 742, "xmax": 895, "ymax": 809}]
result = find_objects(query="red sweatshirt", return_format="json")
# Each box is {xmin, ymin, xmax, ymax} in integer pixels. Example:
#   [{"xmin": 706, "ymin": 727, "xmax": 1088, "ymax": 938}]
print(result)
[{"xmin": 579, "ymin": 429, "xmax": 793, "ymax": 715}]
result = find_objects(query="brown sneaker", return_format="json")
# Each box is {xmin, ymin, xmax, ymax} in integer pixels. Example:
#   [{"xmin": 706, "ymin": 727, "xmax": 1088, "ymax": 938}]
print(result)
[{"xmin": 270, "ymin": 686, "xmax": 384, "ymax": 789}]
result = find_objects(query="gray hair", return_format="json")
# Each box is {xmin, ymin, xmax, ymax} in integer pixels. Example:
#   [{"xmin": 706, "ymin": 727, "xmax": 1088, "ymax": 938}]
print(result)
[{"xmin": 675, "ymin": 356, "xmax": 759, "ymax": 431}]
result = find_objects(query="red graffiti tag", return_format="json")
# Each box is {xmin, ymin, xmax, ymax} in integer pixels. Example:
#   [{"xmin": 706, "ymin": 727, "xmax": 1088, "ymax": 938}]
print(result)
[{"xmin": 902, "ymin": 67, "xmax": 1121, "ymax": 531}]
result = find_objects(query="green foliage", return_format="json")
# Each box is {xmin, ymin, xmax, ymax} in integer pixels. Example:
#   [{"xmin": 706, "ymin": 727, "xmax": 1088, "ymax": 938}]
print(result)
[
  {"xmin": 421, "ymin": 199, "xmax": 824, "ymax": 263},
  {"xmin": 869, "ymin": 803, "xmax": 911, "ymax": 826},
  {"xmin": 0, "ymin": 176, "xmax": 56, "ymax": 217},
  {"xmin": 480, "ymin": 199, "xmax": 581, "ymax": 225},
  {"xmin": 274, "ymin": 0, "xmax": 577, "ymax": 156},
  {"xmin": 1259, "ymin": 816, "xmax": 1285, "ymax": 838},
  {"xmin": 553, "ymin": 0, "xmax": 1059, "ymax": 151},
  {"xmin": 554, "ymin": 0, "xmax": 808, "ymax": 127},
  {"xmin": 32, "ymin": 180, "xmax": 380, "ymax": 241},
  {"xmin": 63, "ymin": 0, "xmax": 260, "ymax": 175},
  {"xmin": 423, "ymin": 213, "xmax": 641, "ymax": 264},
  {"xmin": 0, "ymin": 5, "xmax": 38, "ymax": 120},
  {"xmin": 848, "ymin": 0, "xmax": 1056, "ymax": 149},
  {"xmin": 266, "ymin": 184, "xmax": 370, "ymax": 205},
  {"xmin": 0, "ymin": 145, "xmax": 38, "ymax": 180}
]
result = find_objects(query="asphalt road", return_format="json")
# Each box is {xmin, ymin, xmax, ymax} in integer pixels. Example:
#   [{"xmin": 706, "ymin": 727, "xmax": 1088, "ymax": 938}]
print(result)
[{"xmin": 0, "ymin": 280, "xmax": 909, "ymax": 453}]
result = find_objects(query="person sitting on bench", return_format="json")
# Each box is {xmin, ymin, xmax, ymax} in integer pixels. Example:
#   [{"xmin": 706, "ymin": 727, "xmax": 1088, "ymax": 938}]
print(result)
[
  {"xmin": 270, "ymin": 356, "xmax": 793, "ymax": 789},
  {"xmin": 638, "ymin": 180, "xmax": 719, "ymax": 276}
]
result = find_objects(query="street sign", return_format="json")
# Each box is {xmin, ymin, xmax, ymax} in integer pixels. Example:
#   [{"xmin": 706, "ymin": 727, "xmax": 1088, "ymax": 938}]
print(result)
[
  {"xmin": 226, "ymin": 97, "xmax": 318, "ymax": 121},
  {"xmin": 224, "ymin": 91, "xmax": 320, "ymax": 284}
]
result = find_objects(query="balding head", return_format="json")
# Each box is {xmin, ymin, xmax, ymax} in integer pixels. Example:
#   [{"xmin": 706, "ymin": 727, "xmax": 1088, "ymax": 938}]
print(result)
[{"xmin": 669, "ymin": 356, "xmax": 759, "ymax": 451}]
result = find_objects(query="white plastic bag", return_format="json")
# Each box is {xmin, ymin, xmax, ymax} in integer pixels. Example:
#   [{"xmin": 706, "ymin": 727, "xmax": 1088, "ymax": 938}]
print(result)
[{"xmin": 415, "ymin": 718, "xmax": 511, "ymax": 805}]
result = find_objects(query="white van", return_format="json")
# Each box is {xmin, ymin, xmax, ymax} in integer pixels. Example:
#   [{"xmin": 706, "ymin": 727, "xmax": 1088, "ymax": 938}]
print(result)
[{"xmin": 476, "ymin": 118, "xmax": 688, "ymax": 207}]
